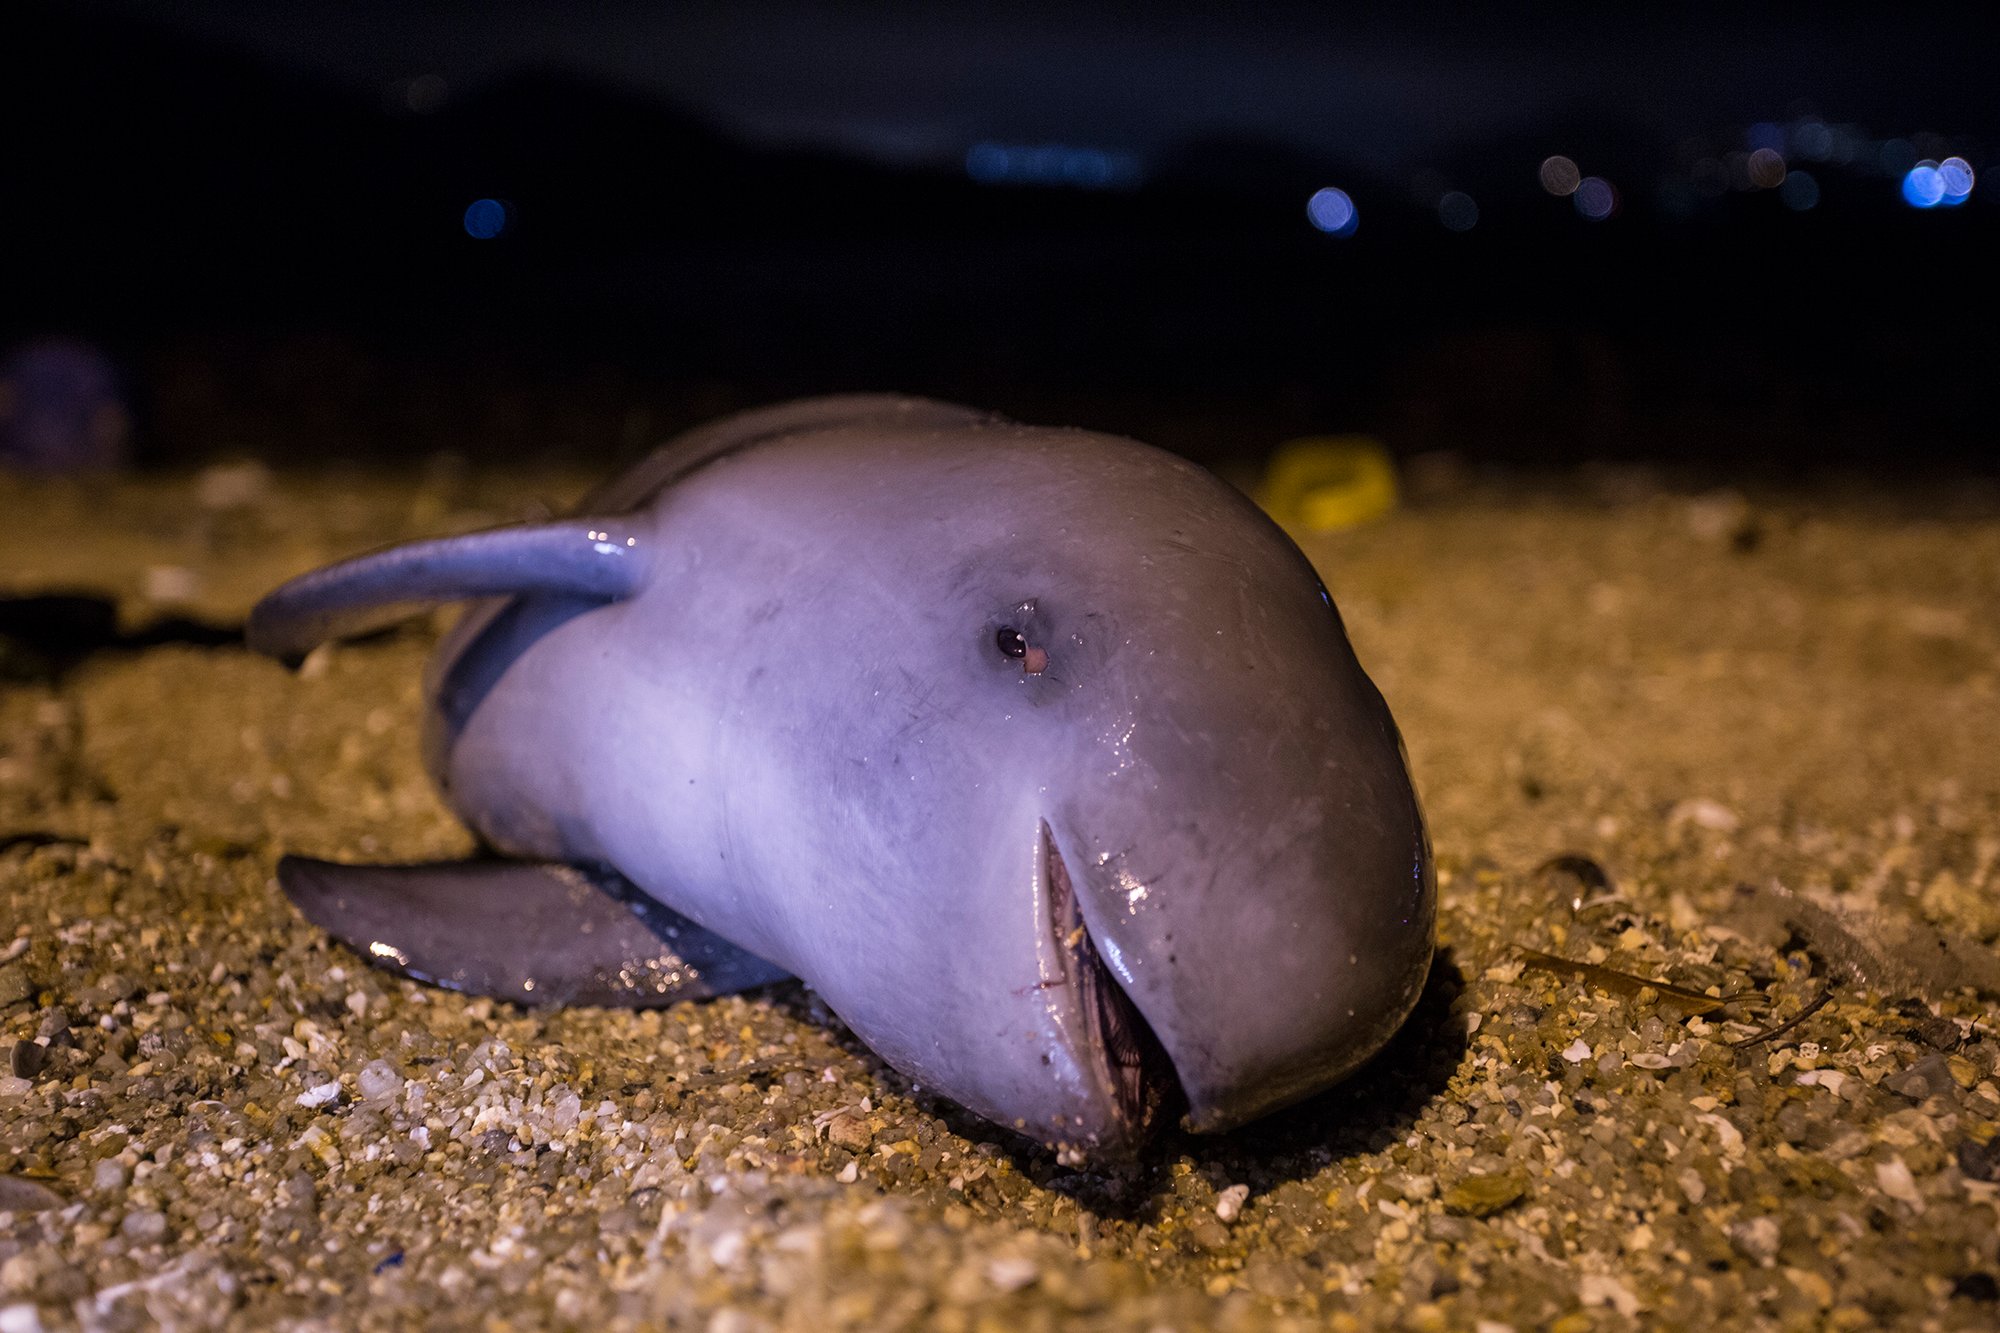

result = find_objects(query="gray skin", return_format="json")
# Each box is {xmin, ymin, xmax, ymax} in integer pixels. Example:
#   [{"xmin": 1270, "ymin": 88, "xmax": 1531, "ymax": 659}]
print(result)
[{"xmin": 248, "ymin": 395, "xmax": 1434, "ymax": 1161}]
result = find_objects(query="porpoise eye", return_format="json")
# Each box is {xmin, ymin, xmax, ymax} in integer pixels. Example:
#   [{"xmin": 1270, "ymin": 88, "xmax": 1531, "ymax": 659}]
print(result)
[{"xmin": 996, "ymin": 626, "xmax": 1049, "ymax": 676}]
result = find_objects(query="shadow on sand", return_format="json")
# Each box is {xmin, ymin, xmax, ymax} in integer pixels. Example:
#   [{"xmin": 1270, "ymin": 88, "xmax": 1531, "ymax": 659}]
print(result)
[{"xmin": 855, "ymin": 946, "xmax": 1472, "ymax": 1222}]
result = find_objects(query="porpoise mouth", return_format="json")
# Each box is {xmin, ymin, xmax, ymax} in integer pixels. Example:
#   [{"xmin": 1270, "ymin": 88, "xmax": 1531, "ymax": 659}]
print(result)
[{"xmin": 1043, "ymin": 826, "xmax": 1182, "ymax": 1157}]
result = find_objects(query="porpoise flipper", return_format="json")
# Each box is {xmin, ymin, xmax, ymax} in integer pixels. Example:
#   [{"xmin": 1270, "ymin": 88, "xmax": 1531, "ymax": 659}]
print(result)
[
  {"xmin": 246, "ymin": 518, "xmax": 652, "ymax": 663},
  {"xmin": 278, "ymin": 856, "xmax": 790, "ymax": 1007}
]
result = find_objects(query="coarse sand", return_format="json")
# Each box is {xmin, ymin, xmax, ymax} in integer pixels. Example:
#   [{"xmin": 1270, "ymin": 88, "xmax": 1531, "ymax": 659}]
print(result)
[{"xmin": 2, "ymin": 459, "xmax": 1999, "ymax": 1331}]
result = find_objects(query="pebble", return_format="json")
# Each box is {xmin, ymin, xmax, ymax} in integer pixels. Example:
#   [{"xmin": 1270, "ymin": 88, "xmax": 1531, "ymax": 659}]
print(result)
[
  {"xmin": 0, "ymin": 1177, "xmax": 63, "ymax": 1213},
  {"xmin": 357, "ymin": 1060, "xmax": 404, "ymax": 1102},
  {"xmin": 7, "ymin": 1040, "xmax": 45, "ymax": 1078},
  {"xmin": 119, "ymin": 1210, "xmax": 168, "ymax": 1243},
  {"xmin": 985, "ymin": 1256, "xmax": 1039, "ymax": 1293},
  {"xmin": 824, "ymin": 1111, "xmax": 870, "ymax": 1151},
  {"xmin": 1728, "ymin": 1217, "xmax": 1780, "ymax": 1266},
  {"xmin": 1214, "ymin": 1183, "xmax": 1249, "ymax": 1223},
  {"xmin": 297, "ymin": 1081, "xmax": 342, "ymax": 1108},
  {"xmin": 1875, "ymin": 1157, "xmax": 1924, "ymax": 1208},
  {"xmin": 1443, "ymin": 1168, "xmax": 1529, "ymax": 1218}
]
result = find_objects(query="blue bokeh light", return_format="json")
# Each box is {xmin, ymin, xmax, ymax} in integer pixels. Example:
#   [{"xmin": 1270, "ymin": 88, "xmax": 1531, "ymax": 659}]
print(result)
[
  {"xmin": 1901, "ymin": 164, "xmax": 1944, "ymax": 209},
  {"xmin": 1779, "ymin": 171, "xmax": 1820, "ymax": 211},
  {"xmin": 1939, "ymin": 156, "xmax": 1975, "ymax": 205},
  {"xmin": 963, "ymin": 142, "xmax": 1141, "ymax": 189},
  {"xmin": 1573, "ymin": 177, "xmax": 1616, "ymax": 221},
  {"xmin": 463, "ymin": 198, "xmax": 510, "ymax": 239},
  {"xmin": 1437, "ymin": 191, "xmax": 1479, "ymax": 232},
  {"xmin": 1306, "ymin": 186, "xmax": 1358, "ymax": 236}
]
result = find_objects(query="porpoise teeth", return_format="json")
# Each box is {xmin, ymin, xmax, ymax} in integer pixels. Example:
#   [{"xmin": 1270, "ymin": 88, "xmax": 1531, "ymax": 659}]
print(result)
[{"xmin": 1043, "ymin": 827, "xmax": 1180, "ymax": 1146}]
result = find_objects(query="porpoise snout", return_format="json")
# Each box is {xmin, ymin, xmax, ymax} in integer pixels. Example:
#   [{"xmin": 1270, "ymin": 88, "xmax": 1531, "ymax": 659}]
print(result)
[{"xmin": 1050, "ymin": 593, "xmax": 1435, "ymax": 1136}]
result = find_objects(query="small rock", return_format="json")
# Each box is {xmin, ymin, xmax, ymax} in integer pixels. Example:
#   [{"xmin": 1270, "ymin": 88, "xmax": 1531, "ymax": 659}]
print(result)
[
  {"xmin": 1728, "ymin": 1216, "xmax": 1780, "ymax": 1266},
  {"xmin": 824, "ymin": 1111, "xmax": 871, "ymax": 1151},
  {"xmin": 985, "ymin": 1255, "xmax": 1039, "ymax": 1293},
  {"xmin": 1189, "ymin": 1218, "xmax": 1231, "ymax": 1251},
  {"xmin": 357, "ymin": 1060, "xmax": 403, "ymax": 1103},
  {"xmin": 0, "ymin": 1303, "xmax": 45, "ymax": 1333},
  {"xmin": 0, "ymin": 1176, "xmax": 64, "ymax": 1213},
  {"xmin": 1876, "ymin": 1156, "xmax": 1924, "ymax": 1209},
  {"xmin": 1443, "ymin": 1167, "xmax": 1529, "ymax": 1218},
  {"xmin": 1578, "ymin": 1273, "xmax": 1640, "ymax": 1317},
  {"xmin": 1786, "ymin": 1266, "xmax": 1834, "ymax": 1308},
  {"xmin": 549, "ymin": 1085, "xmax": 582, "ymax": 1133},
  {"xmin": 7, "ymin": 1041, "xmax": 44, "ymax": 1079},
  {"xmin": 92, "ymin": 1159, "xmax": 129, "ymax": 1192},
  {"xmin": 1214, "ymin": 1183, "xmax": 1250, "ymax": 1223},
  {"xmin": 1952, "ymin": 1273, "xmax": 2000, "ymax": 1303},
  {"xmin": 1955, "ymin": 1137, "xmax": 2000, "ymax": 1183},
  {"xmin": 1697, "ymin": 1113, "xmax": 1746, "ymax": 1159},
  {"xmin": 141, "ymin": 565, "xmax": 202, "ymax": 604},
  {"xmin": 1669, "ymin": 798, "xmax": 1740, "ymax": 833},
  {"xmin": 0, "ymin": 966, "xmax": 30, "ymax": 1008},
  {"xmin": 120, "ymin": 1209, "xmax": 169, "ymax": 1243},
  {"xmin": 1887, "ymin": 1053, "xmax": 1957, "ymax": 1101},
  {"xmin": 1912, "ymin": 1016, "xmax": 1964, "ymax": 1051},
  {"xmin": 296, "ymin": 1081, "xmax": 342, "ymax": 1109},
  {"xmin": 1560, "ymin": 1038, "xmax": 1592, "ymax": 1063}
]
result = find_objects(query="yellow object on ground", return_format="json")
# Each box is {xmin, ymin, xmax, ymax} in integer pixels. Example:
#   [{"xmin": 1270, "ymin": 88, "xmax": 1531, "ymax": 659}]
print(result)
[{"xmin": 1260, "ymin": 435, "xmax": 1400, "ymax": 531}]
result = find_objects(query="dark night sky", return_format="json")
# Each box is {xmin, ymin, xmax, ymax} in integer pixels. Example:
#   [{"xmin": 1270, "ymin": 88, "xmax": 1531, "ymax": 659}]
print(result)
[
  {"xmin": 72, "ymin": 2, "xmax": 2000, "ymax": 175},
  {"xmin": 9, "ymin": 3, "xmax": 2000, "ymax": 470}
]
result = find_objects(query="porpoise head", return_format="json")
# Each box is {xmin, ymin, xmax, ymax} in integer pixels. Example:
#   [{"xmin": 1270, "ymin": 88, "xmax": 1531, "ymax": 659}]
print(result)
[{"xmin": 663, "ymin": 425, "xmax": 1436, "ymax": 1162}]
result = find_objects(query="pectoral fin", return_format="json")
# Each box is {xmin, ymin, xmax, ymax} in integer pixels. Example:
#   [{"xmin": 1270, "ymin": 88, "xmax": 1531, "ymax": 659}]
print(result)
[
  {"xmin": 246, "ymin": 518, "xmax": 651, "ymax": 663},
  {"xmin": 278, "ymin": 856, "xmax": 789, "ymax": 1007}
]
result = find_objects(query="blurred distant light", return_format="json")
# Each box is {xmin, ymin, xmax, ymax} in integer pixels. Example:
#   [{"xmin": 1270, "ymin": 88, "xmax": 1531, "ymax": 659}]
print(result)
[
  {"xmin": 1792, "ymin": 119, "xmax": 1834, "ymax": 161},
  {"xmin": 1747, "ymin": 122, "xmax": 1785, "ymax": 153},
  {"xmin": 1747, "ymin": 148, "xmax": 1787, "ymax": 189},
  {"xmin": 1306, "ymin": 187, "xmax": 1358, "ymax": 236},
  {"xmin": 963, "ymin": 141, "xmax": 1141, "ymax": 189},
  {"xmin": 1539, "ymin": 155, "xmax": 1580, "ymax": 196},
  {"xmin": 1939, "ymin": 156, "xmax": 1975, "ymax": 204},
  {"xmin": 965, "ymin": 142, "xmax": 1009, "ymax": 182},
  {"xmin": 1437, "ymin": 191, "xmax": 1479, "ymax": 232},
  {"xmin": 1573, "ymin": 177, "xmax": 1617, "ymax": 220},
  {"xmin": 463, "ymin": 198, "xmax": 510, "ymax": 239},
  {"xmin": 1779, "ymin": 170, "xmax": 1820, "ymax": 211},
  {"xmin": 1902, "ymin": 162, "xmax": 1945, "ymax": 208}
]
